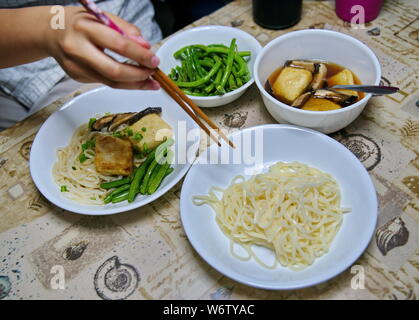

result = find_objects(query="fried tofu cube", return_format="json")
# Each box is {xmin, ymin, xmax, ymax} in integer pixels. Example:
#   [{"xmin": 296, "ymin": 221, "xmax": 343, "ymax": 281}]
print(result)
[
  {"xmin": 301, "ymin": 97, "xmax": 342, "ymax": 111},
  {"xmin": 273, "ymin": 67, "xmax": 313, "ymax": 103},
  {"xmin": 129, "ymin": 114, "xmax": 173, "ymax": 152},
  {"xmin": 327, "ymin": 69, "xmax": 358, "ymax": 98},
  {"xmin": 94, "ymin": 135, "xmax": 133, "ymax": 176}
]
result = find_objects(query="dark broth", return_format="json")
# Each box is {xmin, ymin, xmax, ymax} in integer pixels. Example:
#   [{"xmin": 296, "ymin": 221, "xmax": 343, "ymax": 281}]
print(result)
[{"xmin": 266, "ymin": 61, "xmax": 364, "ymax": 106}]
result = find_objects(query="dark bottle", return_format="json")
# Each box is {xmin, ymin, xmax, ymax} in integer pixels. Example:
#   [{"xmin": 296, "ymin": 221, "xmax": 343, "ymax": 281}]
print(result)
[{"xmin": 252, "ymin": 0, "xmax": 303, "ymax": 30}]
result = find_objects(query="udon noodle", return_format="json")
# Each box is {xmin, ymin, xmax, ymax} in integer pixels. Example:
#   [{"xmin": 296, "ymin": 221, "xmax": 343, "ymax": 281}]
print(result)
[{"xmin": 193, "ymin": 162, "xmax": 349, "ymax": 270}]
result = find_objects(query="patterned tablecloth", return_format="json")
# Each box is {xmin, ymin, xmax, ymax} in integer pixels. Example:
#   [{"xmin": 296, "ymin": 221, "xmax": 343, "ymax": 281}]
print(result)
[{"xmin": 0, "ymin": 0, "xmax": 418, "ymax": 300}]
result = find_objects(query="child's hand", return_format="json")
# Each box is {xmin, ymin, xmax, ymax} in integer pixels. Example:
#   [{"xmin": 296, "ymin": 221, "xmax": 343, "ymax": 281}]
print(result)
[{"xmin": 47, "ymin": 7, "xmax": 160, "ymax": 90}]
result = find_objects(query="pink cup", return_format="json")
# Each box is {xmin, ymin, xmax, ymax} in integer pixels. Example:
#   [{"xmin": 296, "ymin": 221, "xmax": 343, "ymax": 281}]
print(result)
[{"xmin": 335, "ymin": 0, "xmax": 383, "ymax": 23}]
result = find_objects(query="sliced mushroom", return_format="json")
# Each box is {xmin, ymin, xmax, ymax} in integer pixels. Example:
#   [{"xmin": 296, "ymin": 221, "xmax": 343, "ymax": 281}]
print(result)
[
  {"xmin": 108, "ymin": 112, "xmax": 136, "ymax": 132},
  {"xmin": 309, "ymin": 63, "xmax": 327, "ymax": 91},
  {"xmin": 313, "ymin": 89, "xmax": 358, "ymax": 106},
  {"xmin": 92, "ymin": 107, "xmax": 164, "ymax": 132},
  {"xmin": 285, "ymin": 60, "xmax": 320, "ymax": 74},
  {"xmin": 132, "ymin": 107, "xmax": 162, "ymax": 125},
  {"xmin": 91, "ymin": 114, "xmax": 116, "ymax": 131},
  {"xmin": 291, "ymin": 92, "xmax": 312, "ymax": 108},
  {"xmin": 265, "ymin": 79, "xmax": 275, "ymax": 97}
]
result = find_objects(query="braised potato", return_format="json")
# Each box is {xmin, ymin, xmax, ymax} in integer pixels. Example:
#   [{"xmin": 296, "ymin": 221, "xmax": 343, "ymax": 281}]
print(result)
[
  {"xmin": 327, "ymin": 69, "xmax": 358, "ymax": 98},
  {"xmin": 302, "ymin": 97, "xmax": 342, "ymax": 111},
  {"xmin": 273, "ymin": 67, "xmax": 313, "ymax": 102}
]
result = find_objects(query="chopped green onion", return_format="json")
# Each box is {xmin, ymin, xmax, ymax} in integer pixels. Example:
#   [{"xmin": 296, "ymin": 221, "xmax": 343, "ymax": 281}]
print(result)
[
  {"xmin": 72, "ymin": 166, "xmax": 76, "ymax": 170},
  {"xmin": 141, "ymin": 127, "xmax": 147, "ymax": 132},
  {"xmin": 81, "ymin": 139, "xmax": 95, "ymax": 151},
  {"xmin": 112, "ymin": 131, "xmax": 122, "ymax": 138},
  {"xmin": 79, "ymin": 153, "xmax": 88, "ymax": 163},
  {"xmin": 126, "ymin": 128, "xmax": 133, "ymax": 136},
  {"xmin": 133, "ymin": 132, "xmax": 143, "ymax": 142},
  {"xmin": 60, "ymin": 185, "xmax": 68, "ymax": 192},
  {"xmin": 88, "ymin": 118, "xmax": 96, "ymax": 129}
]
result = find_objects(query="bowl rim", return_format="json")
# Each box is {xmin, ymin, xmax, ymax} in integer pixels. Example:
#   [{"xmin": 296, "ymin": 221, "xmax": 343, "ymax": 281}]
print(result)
[
  {"xmin": 156, "ymin": 25, "xmax": 263, "ymax": 101},
  {"xmin": 254, "ymin": 29, "xmax": 382, "ymax": 115}
]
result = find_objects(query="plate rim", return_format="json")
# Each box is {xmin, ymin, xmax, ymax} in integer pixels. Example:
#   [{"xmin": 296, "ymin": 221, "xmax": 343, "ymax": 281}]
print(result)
[
  {"xmin": 179, "ymin": 123, "xmax": 378, "ymax": 290},
  {"xmin": 29, "ymin": 86, "xmax": 200, "ymax": 215}
]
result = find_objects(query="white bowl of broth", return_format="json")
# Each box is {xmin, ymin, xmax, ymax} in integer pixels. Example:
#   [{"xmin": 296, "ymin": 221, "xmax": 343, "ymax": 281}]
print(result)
[{"xmin": 254, "ymin": 29, "xmax": 381, "ymax": 133}]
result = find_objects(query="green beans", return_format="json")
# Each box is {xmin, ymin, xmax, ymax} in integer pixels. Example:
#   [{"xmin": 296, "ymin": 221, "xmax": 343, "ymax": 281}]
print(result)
[
  {"xmin": 139, "ymin": 160, "xmax": 159, "ymax": 195},
  {"xmin": 168, "ymin": 39, "xmax": 251, "ymax": 96},
  {"xmin": 100, "ymin": 141, "xmax": 175, "ymax": 204},
  {"xmin": 112, "ymin": 192, "xmax": 129, "ymax": 204},
  {"xmin": 100, "ymin": 177, "xmax": 131, "ymax": 190},
  {"xmin": 147, "ymin": 163, "xmax": 170, "ymax": 194},
  {"xmin": 174, "ymin": 56, "xmax": 222, "ymax": 88},
  {"xmin": 127, "ymin": 160, "xmax": 149, "ymax": 203},
  {"xmin": 104, "ymin": 184, "xmax": 130, "ymax": 204},
  {"xmin": 217, "ymin": 38, "xmax": 236, "ymax": 93}
]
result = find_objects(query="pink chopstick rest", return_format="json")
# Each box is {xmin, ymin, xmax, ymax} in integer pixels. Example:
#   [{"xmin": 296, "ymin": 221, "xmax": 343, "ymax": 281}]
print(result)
[{"xmin": 335, "ymin": 0, "xmax": 383, "ymax": 23}]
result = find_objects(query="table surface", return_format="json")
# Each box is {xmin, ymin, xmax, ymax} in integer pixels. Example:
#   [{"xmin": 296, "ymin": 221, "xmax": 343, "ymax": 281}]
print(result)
[{"xmin": 0, "ymin": 0, "xmax": 418, "ymax": 300}]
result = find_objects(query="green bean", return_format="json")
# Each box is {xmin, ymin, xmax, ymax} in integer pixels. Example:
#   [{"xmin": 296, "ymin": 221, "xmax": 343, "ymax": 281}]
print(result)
[
  {"xmin": 175, "ymin": 66, "xmax": 183, "ymax": 81},
  {"xmin": 217, "ymin": 38, "xmax": 236, "ymax": 93},
  {"xmin": 126, "ymin": 147, "xmax": 159, "ymax": 202},
  {"xmin": 127, "ymin": 161, "xmax": 148, "ymax": 203},
  {"xmin": 104, "ymin": 184, "xmax": 130, "ymax": 204},
  {"xmin": 228, "ymin": 74, "xmax": 237, "ymax": 91},
  {"xmin": 236, "ymin": 75, "xmax": 243, "ymax": 87},
  {"xmin": 148, "ymin": 163, "xmax": 170, "ymax": 195},
  {"xmin": 190, "ymin": 48, "xmax": 206, "ymax": 78},
  {"xmin": 181, "ymin": 60, "xmax": 188, "ymax": 81},
  {"xmin": 183, "ymin": 89, "xmax": 208, "ymax": 96},
  {"xmin": 184, "ymin": 56, "xmax": 195, "ymax": 82},
  {"xmin": 204, "ymin": 82, "xmax": 215, "ymax": 93},
  {"xmin": 173, "ymin": 44, "xmax": 207, "ymax": 59},
  {"xmin": 200, "ymin": 57, "xmax": 214, "ymax": 67},
  {"xmin": 234, "ymin": 52, "xmax": 249, "ymax": 76},
  {"xmin": 186, "ymin": 47, "xmax": 201, "ymax": 79},
  {"xmin": 139, "ymin": 160, "xmax": 159, "ymax": 194},
  {"xmin": 100, "ymin": 177, "xmax": 130, "ymax": 190},
  {"xmin": 112, "ymin": 192, "xmax": 129, "ymax": 204},
  {"xmin": 205, "ymin": 47, "xmax": 250, "ymax": 57},
  {"xmin": 214, "ymin": 66, "xmax": 223, "ymax": 85},
  {"xmin": 175, "ymin": 56, "xmax": 222, "ymax": 88},
  {"xmin": 208, "ymin": 44, "xmax": 228, "ymax": 49},
  {"xmin": 164, "ymin": 167, "xmax": 174, "ymax": 178}
]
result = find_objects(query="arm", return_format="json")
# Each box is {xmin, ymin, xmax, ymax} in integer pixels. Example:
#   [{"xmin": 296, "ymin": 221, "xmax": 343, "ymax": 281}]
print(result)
[
  {"xmin": 0, "ymin": 6, "xmax": 160, "ymax": 90},
  {"xmin": 0, "ymin": 7, "xmax": 52, "ymax": 68}
]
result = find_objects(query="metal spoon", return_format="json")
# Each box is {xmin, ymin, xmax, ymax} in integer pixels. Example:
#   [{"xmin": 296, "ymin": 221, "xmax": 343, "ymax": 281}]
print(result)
[{"xmin": 329, "ymin": 85, "xmax": 399, "ymax": 95}]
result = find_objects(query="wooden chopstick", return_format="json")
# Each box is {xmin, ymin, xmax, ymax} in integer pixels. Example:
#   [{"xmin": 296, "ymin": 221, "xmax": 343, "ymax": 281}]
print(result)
[
  {"xmin": 155, "ymin": 69, "xmax": 236, "ymax": 149},
  {"xmin": 153, "ymin": 71, "xmax": 221, "ymax": 147}
]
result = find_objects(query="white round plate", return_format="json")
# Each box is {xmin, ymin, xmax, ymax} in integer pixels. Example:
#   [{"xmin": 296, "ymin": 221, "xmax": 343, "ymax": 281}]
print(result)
[
  {"xmin": 30, "ymin": 86, "xmax": 199, "ymax": 215},
  {"xmin": 180, "ymin": 124, "xmax": 377, "ymax": 290}
]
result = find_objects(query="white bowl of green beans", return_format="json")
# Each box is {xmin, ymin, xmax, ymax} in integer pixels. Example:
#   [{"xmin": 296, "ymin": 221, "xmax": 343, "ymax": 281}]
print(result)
[{"xmin": 157, "ymin": 25, "xmax": 263, "ymax": 107}]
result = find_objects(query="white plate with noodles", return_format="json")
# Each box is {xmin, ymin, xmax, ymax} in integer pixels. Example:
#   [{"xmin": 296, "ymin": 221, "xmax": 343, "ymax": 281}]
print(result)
[
  {"xmin": 180, "ymin": 124, "xmax": 377, "ymax": 290},
  {"xmin": 30, "ymin": 86, "xmax": 200, "ymax": 215}
]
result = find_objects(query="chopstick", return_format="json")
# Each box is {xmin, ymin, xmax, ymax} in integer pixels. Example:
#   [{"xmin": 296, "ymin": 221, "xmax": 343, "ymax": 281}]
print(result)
[
  {"xmin": 78, "ymin": 0, "xmax": 235, "ymax": 148},
  {"xmin": 154, "ymin": 69, "xmax": 235, "ymax": 148},
  {"xmin": 153, "ymin": 71, "xmax": 221, "ymax": 147}
]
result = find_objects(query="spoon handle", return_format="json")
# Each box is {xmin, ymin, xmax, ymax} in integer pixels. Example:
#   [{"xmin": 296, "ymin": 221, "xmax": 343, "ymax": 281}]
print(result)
[{"xmin": 331, "ymin": 85, "xmax": 399, "ymax": 95}]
